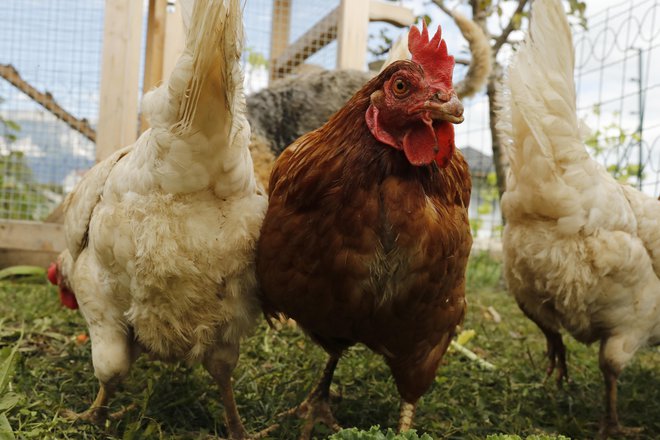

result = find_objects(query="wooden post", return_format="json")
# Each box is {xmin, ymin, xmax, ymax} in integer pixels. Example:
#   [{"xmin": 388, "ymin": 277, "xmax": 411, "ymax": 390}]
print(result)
[
  {"xmin": 270, "ymin": 0, "xmax": 291, "ymax": 81},
  {"xmin": 140, "ymin": 0, "xmax": 167, "ymax": 133},
  {"xmin": 336, "ymin": 0, "xmax": 369, "ymax": 70},
  {"xmin": 162, "ymin": 3, "xmax": 186, "ymax": 82},
  {"xmin": 96, "ymin": 0, "xmax": 144, "ymax": 162}
]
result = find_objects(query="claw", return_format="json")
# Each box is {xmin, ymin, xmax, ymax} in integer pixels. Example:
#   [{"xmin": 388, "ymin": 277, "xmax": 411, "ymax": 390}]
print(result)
[{"xmin": 598, "ymin": 421, "xmax": 643, "ymax": 439}]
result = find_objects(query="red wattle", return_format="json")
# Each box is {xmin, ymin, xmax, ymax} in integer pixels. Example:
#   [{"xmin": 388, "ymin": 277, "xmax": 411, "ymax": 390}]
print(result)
[
  {"xmin": 47, "ymin": 262, "xmax": 58, "ymax": 285},
  {"xmin": 59, "ymin": 288, "xmax": 79, "ymax": 310},
  {"xmin": 433, "ymin": 121, "xmax": 455, "ymax": 168},
  {"xmin": 402, "ymin": 121, "xmax": 437, "ymax": 166}
]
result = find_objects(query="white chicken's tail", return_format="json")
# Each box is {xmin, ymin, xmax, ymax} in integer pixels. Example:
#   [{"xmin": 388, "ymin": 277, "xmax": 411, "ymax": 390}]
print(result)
[
  {"xmin": 499, "ymin": 0, "xmax": 593, "ymax": 225},
  {"xmin": 142, "ymin": 0, "xmax": 255, "ymax": 195}
]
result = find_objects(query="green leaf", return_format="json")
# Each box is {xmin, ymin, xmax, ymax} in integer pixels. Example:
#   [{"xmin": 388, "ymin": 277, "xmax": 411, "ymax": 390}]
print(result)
[
  {"xmin": 0, "ymin": 329, "xmax": 23, "ymax": 394},
  {"xmin": 4, "ymin": 121, "xmax": 20, "ymax": 132},
  {"xmin": 329, "ymin": 426, "xmax": 432, "ymax": 440},
  {"xmin": 0, "ymin": 394, "xmax": 20, "ymax": 413},
  {"xmin": 0, "ymin": 413, "xmax": 16, "ymax": 440},
  {"xmin": 0, "ymin": 266, "xmax": 46, "ymax": 281}
]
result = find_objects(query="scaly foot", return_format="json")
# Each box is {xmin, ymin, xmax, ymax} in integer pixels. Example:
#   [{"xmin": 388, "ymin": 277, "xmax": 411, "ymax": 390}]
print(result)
[
  {"xmin": 59, "ymin": 407, "xmax": 108, "ymax": 426},
  {"xmin": 598, "ymin": 421, "xmax": 643, "ymax": 439},
  {"xmin": 60, "ymin": 401, "xmax": 137, "ymax": 425},
  {"xmin": 278, "ymin": 391, "xmax": 342, "ymax": 440},
  {"xmin": 542, "ymin": 330, "xmax": 569, "ymax": 387}
]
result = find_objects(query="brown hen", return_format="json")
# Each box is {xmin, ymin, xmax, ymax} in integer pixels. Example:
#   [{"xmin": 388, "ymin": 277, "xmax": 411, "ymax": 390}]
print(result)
[{"xmin": 257, "ymin": 24, "xmax": 472, "ymax": 438}]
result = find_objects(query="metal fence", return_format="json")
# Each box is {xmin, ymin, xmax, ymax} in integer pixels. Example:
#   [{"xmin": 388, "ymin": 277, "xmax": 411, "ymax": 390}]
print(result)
[
  {"xmin": 0, "ymin": 0, "xmax": 344, "ymax": 222},
  {"xmin": 459, "ymin": 0, "xmax": 660, "ymax": 248},
  {"xmin": 0, "ymin": 0, "xmax": 103, "ymax": 220},
  {"xmin": 2, "ymin": 0, "xmax": 656, "ymax": 241},
  {"xmin": 574, "ymin": 0, "xmax": 660, "ymax": 195}
]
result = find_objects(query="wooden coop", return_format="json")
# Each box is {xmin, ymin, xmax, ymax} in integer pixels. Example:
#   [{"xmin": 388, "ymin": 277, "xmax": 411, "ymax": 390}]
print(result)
[{"xmin": 0, "ymin": 0, "xmax": 414, "ymax": 267}]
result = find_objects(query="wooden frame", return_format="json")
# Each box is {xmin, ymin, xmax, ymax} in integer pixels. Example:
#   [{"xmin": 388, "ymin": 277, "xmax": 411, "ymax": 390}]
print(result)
[
  {"xmin": 96, "ymin": 0, "xmax": 144, "ymax": 162},
  {"xmin": 0, "ymin": 220, "xmax": 65, "ymax": 267},
  {"xmin": 270, "ymin": 0, "xmax": 414, "ymax": 80},
  {"xmin": 0, "ymin": 0, "xmax": 413, "ymax": 268},
  {"xmin": 1, "ymin": 0, "xmax": 145, "ymax": 267}
]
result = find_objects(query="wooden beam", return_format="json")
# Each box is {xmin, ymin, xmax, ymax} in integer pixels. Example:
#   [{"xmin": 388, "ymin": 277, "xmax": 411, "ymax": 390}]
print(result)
[
  {"xmin": 270, "ymin": 1, "xmax": 413, "ymax": 78},
  {"xmin": 271, "ymin": 8, "xmax": 339, "ymax": 79},
  {"xmin": 0, "ymin": 248, "xmax": 61, "ymax": 269},
  {"xmin": 0, "ymin": 220, "xmax": 65, "ymax": 253},
  {"xmin": 369, "ymin": 0, "xmax": 415, "ymax": 27},
  {"xmin": 96, "ymin": 0, "xmax": 144, "ymax": 162},
  {"xmin": 0, "ymin": 64, "xmax": 96, "ymax": 142},
  {"xmin": 162, "ymin": 2, "xmax": 186, "ymax": 81},
  {"xmin": 140, "ymin": 0, "xmax": 168, "ymax": 134},
  {"xmin": 336, "ymin": 0, "xmax": 370, "ymax": 70},
  {"xmin": 270, "ymin": 0, "xmax": 292, "ymax": 81}
]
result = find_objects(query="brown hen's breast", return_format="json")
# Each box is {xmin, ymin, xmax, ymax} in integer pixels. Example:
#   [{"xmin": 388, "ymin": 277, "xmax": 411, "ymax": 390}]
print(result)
[{"xmin": 257, "ymin": 137, "xmax": 472, "ymax": 357}]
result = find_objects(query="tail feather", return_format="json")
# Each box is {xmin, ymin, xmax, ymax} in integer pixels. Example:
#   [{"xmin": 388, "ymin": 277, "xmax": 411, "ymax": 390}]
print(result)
[
  {"xmin": 144, "ymin": 0, "xmax": 243, "ymax": 136},
  {"xmin": 140, "ymin": 0, "xmax": 255, "ymax": 196},
  {"xmin": 501, "ymin": 0, "xmax": 639, "ymax": 236},
  {"xmin": 500, "ymin": 0, "xmax": 586, "ymax": 176},
  {"xmin": 499, "ymin": 0, "xmax": 598, "ymax": 231},
  {"xmin": 379, "ymin": 32, "xmax": 410, "ymax": 72}
]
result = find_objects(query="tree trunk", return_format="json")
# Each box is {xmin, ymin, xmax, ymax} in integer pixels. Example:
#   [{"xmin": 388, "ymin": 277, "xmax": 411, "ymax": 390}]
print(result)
[
  {"xmin": 486, "ymin": 62, "xmax": 507, "ymax": 202},
  {"xmin": 471, "ymin": 0, "xmax": 507, "ymax": 220}
]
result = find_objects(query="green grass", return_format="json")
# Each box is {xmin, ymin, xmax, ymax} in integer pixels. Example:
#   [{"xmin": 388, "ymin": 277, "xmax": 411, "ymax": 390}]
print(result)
[{"xmin": 0, "ymin": 253, "xmax": 658, "ymax": 439}]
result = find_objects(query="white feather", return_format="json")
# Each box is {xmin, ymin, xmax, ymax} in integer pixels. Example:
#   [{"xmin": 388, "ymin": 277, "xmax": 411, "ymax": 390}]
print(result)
[
  {"xmin": 62, "ymin": 0, "xmax": 266, "ymax": 386},
  {"xmin": 501, "ymin": 0, "xmax": 660, "ymax": 390}
]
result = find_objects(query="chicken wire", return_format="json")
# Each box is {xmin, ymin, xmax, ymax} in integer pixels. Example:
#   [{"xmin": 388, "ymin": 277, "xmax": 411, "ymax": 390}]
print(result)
[
  {"xmin": 0, "ymin": 0, "xmax": 344, "ymax": 222},
  {"xmin": 459, "ymin": 0, "xmax": 660, "ymax": 250},
  {"xmin": 574, "ymin": 0, "xmax": 660, "ymax": 196},
  {"xmin": 0, "ymin": 0, "xmax": 102, "ymax": 221}
]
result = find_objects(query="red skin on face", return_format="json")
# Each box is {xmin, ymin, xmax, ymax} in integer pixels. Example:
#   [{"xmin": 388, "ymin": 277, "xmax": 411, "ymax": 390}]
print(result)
[{"xmin": 47, "ymin": 261, "xmax": 79, "ymax": 310}]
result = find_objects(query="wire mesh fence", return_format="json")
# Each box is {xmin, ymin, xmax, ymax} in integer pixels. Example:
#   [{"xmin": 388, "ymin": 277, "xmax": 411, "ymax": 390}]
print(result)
[
  {"xmin": 0, "ymin": 0, "xmax": 103, "ymax": 220},
  {"xmin": 0, "ymin": 0, "xmax": 345, "ymax": 222},
  {"xmin": 2, "ymin": 0, "xmax": 657, "ymax": 244},
  {"xmin": 459, "ymin": 0, "xmax": 660, "ymax": 249},
  {"xmin": 574, "ymin": 0, "xmax": 660, "ymax": 195}
]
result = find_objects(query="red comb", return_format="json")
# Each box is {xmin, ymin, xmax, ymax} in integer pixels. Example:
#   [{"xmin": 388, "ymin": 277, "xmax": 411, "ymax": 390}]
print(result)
[{"xmin": 408, "ymin": 22, "xmax": 455, "ymax": 90}]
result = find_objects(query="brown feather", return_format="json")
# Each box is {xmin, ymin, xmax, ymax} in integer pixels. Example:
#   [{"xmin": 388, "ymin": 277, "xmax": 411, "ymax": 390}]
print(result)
[{"xmin": 257, "ymin": 60, "xmax": 472, "ymax": 404}]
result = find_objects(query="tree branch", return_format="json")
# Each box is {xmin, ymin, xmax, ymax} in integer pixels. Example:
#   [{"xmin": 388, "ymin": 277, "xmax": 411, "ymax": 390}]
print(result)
[
  {"xmin": 432, "ymin": 0, "xmax": 453, "ymax": 17},
  {"xmin": 492, "ymin": 0, "xmax": 529, "ymax": 55}
]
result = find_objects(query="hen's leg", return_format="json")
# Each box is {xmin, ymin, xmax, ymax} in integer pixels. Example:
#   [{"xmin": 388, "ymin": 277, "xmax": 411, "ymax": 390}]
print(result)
[
  {"xmin": 397, "ymin": 401, "xmax": 416, "ymax": 432},
  {"xmin": 598, "ymin": 336, "xmax": 643, "ymax": 439},
  {"xmin": 279, "ymin": 355, "xmax": 342, "ymax": 440},
  {"xmin": 517, "ymin": 301, "xmax": 568, "ymax": 385},
  {"xmin": 61, "ymin": 327, "xmax": 137, "ymax": 425},
  {"xmin": 61, "ymin": 382, "xmax": 113, "ymax": 424},
  {"xmin": 540, "ymin": 326, "xmax": 568, "ymax": 386},
  {"xmin": 204, "ymin": 344, "xmax": 250, "ymax": 440},
  {"xmin": 203, "ymin": 344, "xmax": 278, "ymax": 440}
]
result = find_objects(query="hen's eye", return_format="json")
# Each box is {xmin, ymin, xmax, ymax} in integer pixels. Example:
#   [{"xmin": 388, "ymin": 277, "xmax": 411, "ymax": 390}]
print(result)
[{"xmin": 393, "ymin": 79, "xmax": 409, "ymax": 96}]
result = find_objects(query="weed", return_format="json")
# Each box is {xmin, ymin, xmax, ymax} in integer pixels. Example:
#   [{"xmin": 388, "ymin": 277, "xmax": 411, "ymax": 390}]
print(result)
[{"xmin": 0, "ymin": 255, "xmax": 658, "ymax": 439}]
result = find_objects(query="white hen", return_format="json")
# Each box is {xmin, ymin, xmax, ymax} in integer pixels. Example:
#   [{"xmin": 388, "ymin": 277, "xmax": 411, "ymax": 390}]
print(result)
[
  {"xmin": 500, "ymin": 0, "xmax": 660, "ymax": 437},
  {"xmin": 55, "ymin": 0, "xmax": 266, "ymax": 438}
]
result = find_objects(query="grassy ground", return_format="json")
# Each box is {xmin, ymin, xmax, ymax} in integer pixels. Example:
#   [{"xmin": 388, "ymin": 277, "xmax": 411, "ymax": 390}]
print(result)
[{"xmin": 0, "ymin": 253, "xmax": 659, "ymax": 440}]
